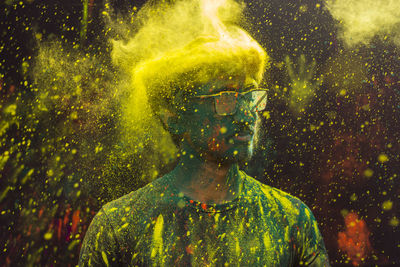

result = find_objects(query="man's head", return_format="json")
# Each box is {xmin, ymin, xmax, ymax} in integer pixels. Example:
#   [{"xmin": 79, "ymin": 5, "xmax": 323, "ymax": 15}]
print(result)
[
  {"xmin": 112, "ymin": 0, "xmax": 268, "ymax": 163},
  {"xmin": 141, "ymin": 34, "xmax": 267, "ymax": 163}
]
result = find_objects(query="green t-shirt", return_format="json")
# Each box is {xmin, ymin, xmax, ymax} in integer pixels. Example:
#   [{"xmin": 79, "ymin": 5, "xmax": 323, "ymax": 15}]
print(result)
[{"xmin": 79, "ymin": 171, "xmax": 330, "ymax": 266}]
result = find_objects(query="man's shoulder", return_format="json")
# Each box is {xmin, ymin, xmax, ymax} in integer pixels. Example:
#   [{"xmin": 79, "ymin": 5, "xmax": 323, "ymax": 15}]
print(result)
[
  {"xmin": 243, "ymin": 172, "xmax": 302, "ymax": 203},
  {"xmin": 243, "ymin": 173, "xmax": 312, "ymax": 222},
  {"xmin": 101, "ymin": 177, "xmax": 167, "ymax": 221}
]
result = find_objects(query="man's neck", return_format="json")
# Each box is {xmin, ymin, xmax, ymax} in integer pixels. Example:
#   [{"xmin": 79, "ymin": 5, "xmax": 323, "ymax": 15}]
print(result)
[{"xmin": 168, "ymin": 143, "xmax": 244, "ymax": 205}]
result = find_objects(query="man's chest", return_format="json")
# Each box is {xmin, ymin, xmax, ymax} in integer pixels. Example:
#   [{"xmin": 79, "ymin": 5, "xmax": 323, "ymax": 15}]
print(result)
[{"xmin": 118, "ymin": 208, "xmax": 296, "ymax": 266}]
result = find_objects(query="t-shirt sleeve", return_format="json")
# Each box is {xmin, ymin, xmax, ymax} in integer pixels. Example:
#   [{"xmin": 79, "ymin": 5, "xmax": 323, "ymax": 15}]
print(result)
[
  {"xmin": 79, "ymin": 208, "xmax": 121, "ymax": 267},
  {"xmin": 295, "ymin": 203, "xmax": 331, "ymax": 267}
]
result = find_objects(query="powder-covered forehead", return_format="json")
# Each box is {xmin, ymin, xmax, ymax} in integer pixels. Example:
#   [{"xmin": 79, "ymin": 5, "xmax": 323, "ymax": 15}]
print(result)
[{"xmin": 135, "ymin": 32, "xmax": 266, "ymax": 100}]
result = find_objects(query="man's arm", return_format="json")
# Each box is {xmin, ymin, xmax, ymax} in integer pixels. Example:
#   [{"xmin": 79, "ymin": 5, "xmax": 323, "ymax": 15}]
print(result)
[
  {"xmin": 295, "ymin": 203, "xmax": 330, "ymax": 266},
  {"xmin": 79, "ymin": 208, "xmax": 121, "ymax": 267}
]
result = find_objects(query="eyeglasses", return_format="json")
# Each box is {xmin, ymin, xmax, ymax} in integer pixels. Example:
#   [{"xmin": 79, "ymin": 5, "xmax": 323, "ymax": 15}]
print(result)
[{"xmin": 191, "ymin": 89, "xmax": 268, "ymax": 116}]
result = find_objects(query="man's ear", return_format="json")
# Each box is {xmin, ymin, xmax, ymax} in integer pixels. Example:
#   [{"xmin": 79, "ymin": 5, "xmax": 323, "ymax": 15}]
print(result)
[{"xmin": 159, "ymin": 108, "xmax": 186, "ymax": 135}]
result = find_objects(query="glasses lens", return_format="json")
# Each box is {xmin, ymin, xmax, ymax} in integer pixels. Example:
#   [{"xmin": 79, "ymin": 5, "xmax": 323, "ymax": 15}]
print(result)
[
  {"xmin": 214, "ymin": 92, "xmax": 236, "ymax": 115},
  {"xmin": 251, "ymin": 91, "xmax": 268, "ymax": 111}
]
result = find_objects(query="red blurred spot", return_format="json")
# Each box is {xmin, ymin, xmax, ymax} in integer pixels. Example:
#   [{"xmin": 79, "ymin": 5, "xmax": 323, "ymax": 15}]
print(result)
[
  {"xmin": 338, "ymin": 212, "xmax": 372, "ymax": 266},
  {"xmin": 383, "ymin": 75, "xmax": 393, "ymax": 85},
  {"xmin": 207, "ymin": 136, "xmax": 220, "ymax": 152},
  {"xmin": 89, "ymin": 0, "xmax": 95, "ymax": 17},
  {"xmin": 185, "ymin": 244, "xmax": 194, "ymax": 255},
  {"xmin": 57, "ymin": 218, "xmax": 62, "ymax": 241},
  {"xmin": 26, "ymin": 225, "xmax": 32, "ymax": 236},
  {"xmin": 207, "ymin": 126, "xmax": 228, "ymax": 152},
  {"xmin": 63, "ymin": 207, "xmax": 71, "ymax": 227},
  {"xmin": 8, "ymin": 85, "xmax": 15, "ymax": 94},
  {"xmin": 38, "ymin": 207, "xmax": 44, "ymax": 219},
  {"xmin": 71, "ymin": 210, "xmax": 80, "ymax": 235},
  {"xmin": 201, "ymin": 203, "xmax": 207, "ymax": 210}
]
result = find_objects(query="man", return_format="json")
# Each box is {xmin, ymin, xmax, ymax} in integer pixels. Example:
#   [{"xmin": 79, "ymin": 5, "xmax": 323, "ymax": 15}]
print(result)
[{"xmin": 79, "ymin": 0, "xmax": 330, "ymax": 266}]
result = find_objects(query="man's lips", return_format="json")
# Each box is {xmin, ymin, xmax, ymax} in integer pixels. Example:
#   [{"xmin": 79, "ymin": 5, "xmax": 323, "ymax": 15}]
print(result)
[
  {"xmin": 233, "ymin": 134, "xmax": 252, "ymax": 142},
  {"xmin": 231, "ymin": 130, "xmax": 254, "ymax": 142}
]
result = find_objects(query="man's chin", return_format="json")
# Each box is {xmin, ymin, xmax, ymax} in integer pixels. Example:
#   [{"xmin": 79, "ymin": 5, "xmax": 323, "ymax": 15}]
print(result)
[{"xmin": 234, "ymin": 150, "xmax": 253, "ymax": 164}]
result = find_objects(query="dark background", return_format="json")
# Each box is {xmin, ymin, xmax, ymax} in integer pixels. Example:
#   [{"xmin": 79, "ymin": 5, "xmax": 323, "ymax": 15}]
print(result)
[{"xmin": 1, "ymin": 0, "xmax": 399, "ymax": 266}]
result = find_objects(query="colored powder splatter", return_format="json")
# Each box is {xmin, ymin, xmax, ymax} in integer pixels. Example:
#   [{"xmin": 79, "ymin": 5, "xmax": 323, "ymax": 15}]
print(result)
[
  {"xmin": 1, "ymin": 0, "xmax": 399, "ymax": 265},
  {"xmin": 151, "ymin": 214, "xmax": 164, "ymax": 261},
  {"xmin": 338, "ymin": 212, "xmax": 372, "ymax": 266}
]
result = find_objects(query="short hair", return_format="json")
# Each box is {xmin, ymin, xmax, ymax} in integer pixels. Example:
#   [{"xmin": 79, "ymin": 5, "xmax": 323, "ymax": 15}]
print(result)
[{"xmin": 136, "ymin": 34, "xmax": 266, "ymax": 115}]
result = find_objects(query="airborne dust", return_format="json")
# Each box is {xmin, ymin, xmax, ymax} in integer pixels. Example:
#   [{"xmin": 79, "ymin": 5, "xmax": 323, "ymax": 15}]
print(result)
[{"xmin": 0, "ymin": 0, "xmax": 399, "ymax": 265}]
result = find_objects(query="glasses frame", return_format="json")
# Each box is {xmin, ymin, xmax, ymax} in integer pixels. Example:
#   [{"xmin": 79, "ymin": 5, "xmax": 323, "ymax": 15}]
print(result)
[{"xmin": 191, "ymin": 88, "xmax": 268, "ymax": 116}]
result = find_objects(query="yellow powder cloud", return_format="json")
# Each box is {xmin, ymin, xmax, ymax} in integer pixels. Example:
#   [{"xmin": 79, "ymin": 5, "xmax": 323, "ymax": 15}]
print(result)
[{"xmin": 325, "ymin": 0, "xmax": 400, "ymax": 47}]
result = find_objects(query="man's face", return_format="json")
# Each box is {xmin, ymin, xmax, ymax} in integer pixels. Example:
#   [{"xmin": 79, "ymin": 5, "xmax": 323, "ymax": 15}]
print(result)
[{"xmin": 176, "ymin": 76, "xmax": 261, "ymax": 164}]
